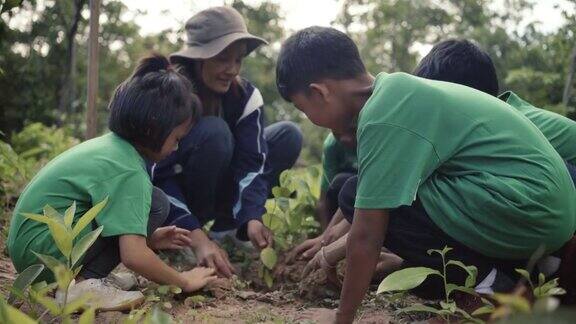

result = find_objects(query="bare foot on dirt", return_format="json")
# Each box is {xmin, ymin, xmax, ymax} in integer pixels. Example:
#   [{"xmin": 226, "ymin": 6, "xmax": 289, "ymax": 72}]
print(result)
[{"xmin": 372, "ymin": 251, "xmax": 403, "ymax": 283}]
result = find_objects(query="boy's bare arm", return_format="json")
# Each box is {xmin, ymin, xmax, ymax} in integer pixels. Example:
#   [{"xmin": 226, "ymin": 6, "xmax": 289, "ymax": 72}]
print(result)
[
  {"xmin": 336, "ymin": 209, "xmax": 388, "ymax": 324},
  {"xmin": 119, "ymin": 235, "xmax": 216, "ymax": 292}
]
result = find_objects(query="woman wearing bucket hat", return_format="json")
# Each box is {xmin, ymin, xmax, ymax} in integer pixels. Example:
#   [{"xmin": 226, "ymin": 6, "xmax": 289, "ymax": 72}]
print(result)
[{"xmin": 151, "ymin": 6, "xmax": 303, "ymax": 277}]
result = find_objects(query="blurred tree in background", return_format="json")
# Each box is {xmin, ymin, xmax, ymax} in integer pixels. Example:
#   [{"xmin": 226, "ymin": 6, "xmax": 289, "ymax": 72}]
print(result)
[
  {"xmin": 337, "ymin": 0, "xmax": 576, "ymax": 117},
  {"xmin": 1, "ymin": 0, "xmax": 575, "ymax": 164}
]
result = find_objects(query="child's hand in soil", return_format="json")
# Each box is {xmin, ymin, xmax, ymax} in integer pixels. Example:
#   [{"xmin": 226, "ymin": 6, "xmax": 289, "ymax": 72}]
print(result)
[
  {"xmin": 303, "ymin": 248, "xmax": 341, "ymax": 288},
  {"xmin": 247, "ymin": 220, "xmax": 273, "ymax": 249},
  {"xmin": 149, "ymin": 226, "xmax": 193, "ymax": 250},
  {"xmin": 288, "ymin": 236, "xmax": 323, "ymax": 262},
  {"xmin": 289, "ymin": 220, "xmax": 351, "ymax": 263},
  {"xmin": 181, "ymin": 267, "xmax": 218, "ymax": 293}
]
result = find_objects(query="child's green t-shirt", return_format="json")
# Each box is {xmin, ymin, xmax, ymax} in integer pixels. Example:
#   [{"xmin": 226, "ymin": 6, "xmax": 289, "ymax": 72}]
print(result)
[
  {"xmin": 320, "ymin": 133, "xmax": 358, "ymax": 192},
  {"xmin": 355, "ymin": 72, "xmax": 576, "ymax": 260},
  {"xmin": 501, "ymin": 91, "xmax": 576, "ymax": 165},
  {"xmin": 8, "ymin": 133, "xmax": 152, "ymax": 280}
]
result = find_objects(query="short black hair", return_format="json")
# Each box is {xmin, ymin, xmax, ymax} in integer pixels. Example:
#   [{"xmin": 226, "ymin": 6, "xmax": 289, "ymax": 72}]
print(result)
[
  {"xmin": 276, "ymin": 26, "xmax": 366, "ymax": 101},
  {"xmin": 108, "ymin": 53, "xmax": 201, "ymax": 152},
  {"xmin": 413, "ymin": 39, "xmax": 499, "ymax": 96}
]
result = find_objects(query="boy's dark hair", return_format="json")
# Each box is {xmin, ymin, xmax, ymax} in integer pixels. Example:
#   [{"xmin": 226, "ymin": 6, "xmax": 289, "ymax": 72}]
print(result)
[
  {"xmin": 276, "ymin": 26, "xmax": 366, "ymax": 101},
  {"xmin": 108, "ymin": 53, "xmax": 201, "ymax": 152},
  {"xmin": 413, "ymin": 39, "xmax": 499, "ymax": 96}
]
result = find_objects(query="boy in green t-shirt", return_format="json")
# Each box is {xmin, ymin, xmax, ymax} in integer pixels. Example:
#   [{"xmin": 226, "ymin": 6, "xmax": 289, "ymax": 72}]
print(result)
[
  {"xmin": 276, "ymin": 27, "xmax": 576, "ymax": 323},
  {"xmin": 8, "ymin": 54, "xmax": 217, "ymax": 311},
  {"xmin": 412, "ymin": 38, "xmax": 576, "ymax": 304}
]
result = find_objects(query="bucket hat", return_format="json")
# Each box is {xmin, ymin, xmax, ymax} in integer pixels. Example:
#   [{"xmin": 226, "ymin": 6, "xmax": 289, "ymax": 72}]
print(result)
[{"xmin": 170, "ymin": 6, "xmax": 267, "ymax": 60}]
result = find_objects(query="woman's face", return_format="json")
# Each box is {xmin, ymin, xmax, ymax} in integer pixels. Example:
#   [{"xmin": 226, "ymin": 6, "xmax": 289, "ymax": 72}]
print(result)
[{"xmin": 200, "ymin": 41, "xmax": 248, "ymax": 94}]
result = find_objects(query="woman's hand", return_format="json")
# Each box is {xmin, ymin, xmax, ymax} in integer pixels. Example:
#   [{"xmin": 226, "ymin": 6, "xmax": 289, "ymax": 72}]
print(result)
[
  {"xmin": 148, "ymin": 226, "xmax": 193, "ymax": 250},
  {"xmin": 247, "ymin": 220, "xmax": 273, "ymax": 249},
  {"xmin": 180, "ymin": 267, "xmax": 218, "ymax": 293},
  {"xmin": 188, "ymin": 229, "xmax": 235, "ymax": 278},
  {"xmin": 194, "ymin": 239, "xmax": 235, "ymax": 278}
]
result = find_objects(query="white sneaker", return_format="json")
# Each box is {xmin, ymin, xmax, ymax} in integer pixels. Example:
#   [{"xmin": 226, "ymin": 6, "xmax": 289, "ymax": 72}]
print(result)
[
  {"xmin": 209, "ymin": 229, "xmax": 254, "ymax": 250},
  {"xmin": 57, "ymin": 278, "xmax": 145, "ymax": 312},
  {"xmin": 108, "ymin": 272, "xmax": 139, "ymax": 291}
]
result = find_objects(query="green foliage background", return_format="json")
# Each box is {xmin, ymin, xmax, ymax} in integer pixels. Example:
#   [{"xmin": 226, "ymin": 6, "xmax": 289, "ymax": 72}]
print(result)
[{"xmin": 0, "ymin": 0, "xmax": 575, "ymax": 164}]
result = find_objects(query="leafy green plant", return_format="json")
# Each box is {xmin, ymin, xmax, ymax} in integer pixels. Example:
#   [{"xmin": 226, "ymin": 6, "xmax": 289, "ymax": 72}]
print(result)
[
  {"xmin": 9, "ymin": 198, "xmax": 108, "ymax": 322},
  {"xmin": 487, "ymin": 270, "xmax": 566, "ymax": 320},
  {"xmin": 10, "ymin": 123, "xmax": 79, "ymax": 163},
  {"xmin": 8, "ymin": 197, "xmax": 176, "ymax": 323},
  {"xmin": 259, "ymin": 166, "xmax": 321, "ymax": 287},
  {"xmin": 0, "ymin": 123, "xmax": 78, "ymax": 224},
  {"xmin": 0, "ymin": 141, "xmax": 36, "ymax": 211},
  {"xmin": 515, "ymin": 269, "xmax": 566, "ymax": 300},
  {"xmin": 377, "ymin": 246, "xmax": 568, "ymax": 323},
  {"xmin": 378, "ymin": 246, "xmax": 483, "ymax": 323}
]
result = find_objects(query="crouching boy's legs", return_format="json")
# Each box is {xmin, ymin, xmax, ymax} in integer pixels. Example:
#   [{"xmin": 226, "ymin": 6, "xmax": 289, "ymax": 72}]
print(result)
[
  {"xmin": 338, "ymin": 176, "xmax": 521, "ymax": 299},
  {"xmin": 384, "ymin": 200, "xmax": 523, "ymax": 299}
]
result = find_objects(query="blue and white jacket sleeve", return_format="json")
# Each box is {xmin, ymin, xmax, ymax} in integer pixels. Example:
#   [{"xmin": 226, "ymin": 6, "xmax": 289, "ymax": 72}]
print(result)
[{"xmin": 231, "ymin": 84, "xmax": 269, "ymax": 226}]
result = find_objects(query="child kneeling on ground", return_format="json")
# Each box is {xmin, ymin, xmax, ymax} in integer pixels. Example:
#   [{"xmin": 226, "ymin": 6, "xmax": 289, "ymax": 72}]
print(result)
[
  {"xmin": 7, "ymin": 54, "xmax": 217, "ymax": 311},
  {"xmin": 276, "ymin": 27, "xmax": 576, "ymax": 323}
]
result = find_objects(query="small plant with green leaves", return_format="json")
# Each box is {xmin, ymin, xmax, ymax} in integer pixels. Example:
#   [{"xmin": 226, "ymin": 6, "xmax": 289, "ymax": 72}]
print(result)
[
  {"xmin": 7, "ymin": 198, "xmax": 177, "ymax": 323},
  {"xmin": 259, "ymin": 166, "xmax": 322, "ymax": 287},
  {"xmin": 8, "ymin": 198, "xmax": 108, "ymax": 322},
  {"xmin": 487, "ymin": 270, "xmax": 566, "ymax": 320},
  {"xmin": 377, "ymin": 246, "xmax": 569, "ymax": 323},
  {"xmin": 377, "ymin": 246, "xmax": 484, "ymax": 323},
  {"xmin": 515, "ymin": 269, "xmax": 566, "ymax": 300}
]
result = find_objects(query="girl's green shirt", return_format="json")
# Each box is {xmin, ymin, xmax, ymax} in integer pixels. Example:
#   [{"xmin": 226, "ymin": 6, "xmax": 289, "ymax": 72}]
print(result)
[{"xmin": 8, "ymin": 133, "xmax": 152, "ymax": 281}]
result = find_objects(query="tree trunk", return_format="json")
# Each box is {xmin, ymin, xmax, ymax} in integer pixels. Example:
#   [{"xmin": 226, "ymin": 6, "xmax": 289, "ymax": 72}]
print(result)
[
  {"xmin": 562, "ymin": 42, "xmax": 576, "ymax": 112},
  {"xmin": 57, "ymin": 0, "xmax": 86, "ymax": 123},
  {"xmin": 86, "ymin": 0, "xmax": 101, "ymax": 139}
]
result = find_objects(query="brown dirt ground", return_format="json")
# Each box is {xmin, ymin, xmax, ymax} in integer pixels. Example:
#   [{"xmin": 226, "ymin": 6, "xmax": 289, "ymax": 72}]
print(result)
[{"xmin": 0, "ymin": 239, "xmax": 429, "ymax": 323}]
